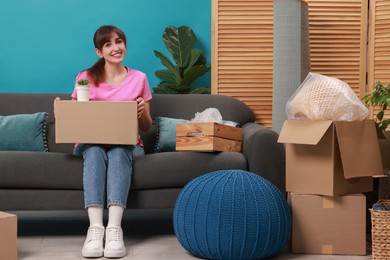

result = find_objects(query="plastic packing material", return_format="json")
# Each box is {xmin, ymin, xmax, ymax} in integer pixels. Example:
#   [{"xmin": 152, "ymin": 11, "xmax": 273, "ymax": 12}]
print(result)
[
  {"xmin": 286, "ymin": 72, "xmax": 368, "ymax": 121},
  {"xmin": 372, "ymin": 201, "xmax": 390, "ymax": 211}
]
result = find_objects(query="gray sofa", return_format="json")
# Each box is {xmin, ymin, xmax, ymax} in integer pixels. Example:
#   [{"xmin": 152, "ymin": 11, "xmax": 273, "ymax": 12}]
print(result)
[{"xmin": 0, "ymin": 93, "xmax": 285, "ymax": 211}]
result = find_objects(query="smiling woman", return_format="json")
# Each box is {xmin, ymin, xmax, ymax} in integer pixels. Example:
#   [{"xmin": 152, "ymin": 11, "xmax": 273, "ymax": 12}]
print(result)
[
  {"xmin": 56, "ymin": 25, "xmax": 154, "ymax": 258},
  {"xmin": 0, "ymin": 0, "xmax": 211, "ymax": 93}
]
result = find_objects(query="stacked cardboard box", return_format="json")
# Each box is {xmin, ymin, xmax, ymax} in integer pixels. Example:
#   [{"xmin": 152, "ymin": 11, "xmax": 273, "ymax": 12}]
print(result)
[
  {"xmin": 0, "ymin": 212, "xmax": 17, "ymax": 260},
  {"xmin": 278, "ymin": 120, "xmax": 384, "ymax": 255}
]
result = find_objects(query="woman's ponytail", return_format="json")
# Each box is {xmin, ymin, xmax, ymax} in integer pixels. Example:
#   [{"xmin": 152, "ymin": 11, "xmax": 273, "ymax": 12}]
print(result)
[{"xmin": 87, "ymin": 58, "xmax": 105, "ymax": 86}]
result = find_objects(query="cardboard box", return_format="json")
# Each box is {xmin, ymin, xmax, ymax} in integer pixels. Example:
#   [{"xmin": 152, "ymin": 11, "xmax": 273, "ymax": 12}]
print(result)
[
  {"xmin": 377, "ymin": 130, "xmax": 390, "ymax": 198},
  {"xmin": 55, "ymin": 101, "xmax": 138, "ymax": 145},
  {"xmin": 278, "ymin": 120, "xmax": 383, "ymax": 196},
  {"xmin": 289, "ymin": 193, "xmax": 366, "ymax": 255},
  {"xmin": 176, "ymin": 122, "xmax": 242, "ymax": 152},
  {"xmin": 379, "ymin": 130, "xmax": 390, "ymax": 174},
  {"xmin": 0, "ymin": 212, "xmax": 17, "ymax": 260}
]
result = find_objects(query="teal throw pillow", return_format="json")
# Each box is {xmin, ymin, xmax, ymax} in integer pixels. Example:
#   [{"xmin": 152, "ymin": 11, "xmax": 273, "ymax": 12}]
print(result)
[
  {"xmin": 154, "ymin": 117, "xmax": 189, "ymax": 153},
  {"xmin": 0, "ymin": 112, "xmax": 48, "ymax": 152}
]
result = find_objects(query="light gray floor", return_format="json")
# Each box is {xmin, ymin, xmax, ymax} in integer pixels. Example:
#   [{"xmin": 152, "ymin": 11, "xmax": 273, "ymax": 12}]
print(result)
[{"xmin": 14, "ymin": 210, "xmax": 372, "ymax": 260}]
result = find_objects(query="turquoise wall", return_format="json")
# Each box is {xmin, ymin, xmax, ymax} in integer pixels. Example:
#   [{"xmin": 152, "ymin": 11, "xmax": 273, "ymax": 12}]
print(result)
[{"xmin": 0, "ymin": 0, "xmax": 211, "ymax": 93}]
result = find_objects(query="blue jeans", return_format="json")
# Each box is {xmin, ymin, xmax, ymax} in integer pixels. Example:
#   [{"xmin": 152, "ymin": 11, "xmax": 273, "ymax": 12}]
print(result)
[{"xmin": 74, "ymin": 144, "xmax": 144, "ymax": 209}]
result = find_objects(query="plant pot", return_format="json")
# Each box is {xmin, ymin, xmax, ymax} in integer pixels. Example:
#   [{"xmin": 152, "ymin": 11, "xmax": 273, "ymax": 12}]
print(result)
[{"xmin": 76, "ymin": 85, "xmax": 90, "ymax": 101}]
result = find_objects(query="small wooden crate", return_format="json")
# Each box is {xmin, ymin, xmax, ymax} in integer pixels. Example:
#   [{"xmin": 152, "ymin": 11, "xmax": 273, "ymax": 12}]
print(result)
[{"xmin": 176, "ymin": 122, "xmax": 242, "ymax": 152}]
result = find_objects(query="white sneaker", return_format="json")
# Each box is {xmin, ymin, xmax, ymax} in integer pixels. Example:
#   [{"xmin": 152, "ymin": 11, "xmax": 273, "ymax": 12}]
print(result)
[
  {"xmin": 82, "ymin": 226, "xmax": 105, "ymax": 258},
  {"xmin": 104, "ymin": 227, "xmax": 126, "ymax": 258}
]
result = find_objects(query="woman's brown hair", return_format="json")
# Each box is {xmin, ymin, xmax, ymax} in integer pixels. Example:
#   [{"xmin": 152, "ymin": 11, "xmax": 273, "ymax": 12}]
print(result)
[{"xmin": 86, "ymin": 25, "xmax": 127, "ymax": 85}]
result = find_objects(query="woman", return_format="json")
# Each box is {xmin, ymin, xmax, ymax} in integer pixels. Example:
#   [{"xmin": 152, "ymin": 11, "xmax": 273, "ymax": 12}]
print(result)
[{"xmin": 58, "ymin": 25, "xmax": 152, "ymax": 258}]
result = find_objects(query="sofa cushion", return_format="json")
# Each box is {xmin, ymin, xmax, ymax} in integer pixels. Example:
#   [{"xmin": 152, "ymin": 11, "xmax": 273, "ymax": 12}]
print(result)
[
  {"xmin": 0, "ymin": 112, "xmax": 48, "ymax": 152},
  {"xmin": 0, "ymin": 150, "xmax": 247, "ymax": 192},
  {"xmin": 0, "ymin": 151, "xmax": 83, "ymax": 190},
  {"xmin": 149, "ymin": 94, "xmax": 255, "ymax": 127},
  {"xmin": 132, "ymin": 151, "xmax": 247, "ymax": 190},
  {"xmin": 154, "ymin": 116, "xmax": 189, "ymax": 153}
]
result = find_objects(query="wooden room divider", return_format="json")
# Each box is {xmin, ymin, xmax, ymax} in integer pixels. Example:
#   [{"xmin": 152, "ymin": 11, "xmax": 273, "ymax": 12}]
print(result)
[{"xmin": 212, "ymin": 0, "xmax": 389, "ymax": 127}]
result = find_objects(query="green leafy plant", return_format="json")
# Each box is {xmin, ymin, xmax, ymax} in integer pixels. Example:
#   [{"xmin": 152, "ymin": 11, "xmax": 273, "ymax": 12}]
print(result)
[
  {"xmin": 77, "ymin": 79, "xmax": 90, "ymax": 86},
  {"xmin": 362, "ymin": 80, "xmax": 390, "ymax": 131},
  {"xmin": 153, "ymin": 25, "xmax": 211, "ymax": 94}
]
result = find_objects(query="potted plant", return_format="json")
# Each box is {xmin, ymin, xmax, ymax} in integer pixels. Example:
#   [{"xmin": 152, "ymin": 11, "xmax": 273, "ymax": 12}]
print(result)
[
  {"xmin": 364, "ymin": 83, "xmax": 390, "ymax": 260},
  {"xmin": 362, "ymin": 80, "xmax": 390, "ymax": 131},
  {"xmin": 76, "ymin": 79, "xmax": 90, "ymax": 101},
  {"xmin": 153, "ymin": 25, "xmax": 211, "ymax": 94},
  {"xmin": 363, "ymin": 80, "xmax": 390, "ymax": 177},
  {"xmin": 77, "ymin": 79, "xmax": 90, "ymax": 86}
]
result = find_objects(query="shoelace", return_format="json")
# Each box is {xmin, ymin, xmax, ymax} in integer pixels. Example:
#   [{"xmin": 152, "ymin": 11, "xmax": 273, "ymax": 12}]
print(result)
[
  {"xmin": 106, "ymin": 227, "xmax": 122, "ymax": 242},
  {"xmin": 87, "ymin": 227, "xmax": 104, "ymax": 242}
]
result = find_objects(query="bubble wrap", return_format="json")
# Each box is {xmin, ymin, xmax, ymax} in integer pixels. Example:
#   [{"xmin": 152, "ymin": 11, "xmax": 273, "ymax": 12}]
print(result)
[
  {"xmin": 191, "ymin": 108, "xmax": 223, "ymax": 123},
  {"xmin": 286, "ymin": 72, "xmax": 368, "ymax": 121}
]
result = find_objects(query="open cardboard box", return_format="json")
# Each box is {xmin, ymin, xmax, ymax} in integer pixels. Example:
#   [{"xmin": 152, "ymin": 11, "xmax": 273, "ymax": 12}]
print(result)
[
  {"xmin": 378, "ymin": 130, "xmax": 390, "ymax": 175},
  {"xmin": 55, "ymin": 101, "xmax": 138, "ymax": 145},
  {"xmin": 278, "ymin": 120, "xmax": 384, "ymax": 196},
  {"xmin": 289, "ymin": 193, "xmax": 366, "ymax": 255}
]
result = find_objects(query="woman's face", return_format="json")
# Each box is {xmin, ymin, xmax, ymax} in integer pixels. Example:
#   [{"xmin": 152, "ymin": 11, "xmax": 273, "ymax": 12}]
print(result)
[{"xmin": 95, "ymin": 32, "xmax": 126, "ymax": 65}]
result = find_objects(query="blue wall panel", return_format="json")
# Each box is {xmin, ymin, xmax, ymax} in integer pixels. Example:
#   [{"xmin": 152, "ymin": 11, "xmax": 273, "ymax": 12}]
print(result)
[{"xmin": 0, "ymin": 0, "xmax": 211, "ymax": 93}]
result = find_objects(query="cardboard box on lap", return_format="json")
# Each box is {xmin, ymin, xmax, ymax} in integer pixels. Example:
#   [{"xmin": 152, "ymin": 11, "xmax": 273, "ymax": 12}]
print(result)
[
  {"xmin": 55, "ymin": 101, "xmax": 138, "ymax": 145},
  {"xmin": 176, "ymin": 122, "xmax": 242, "ymax": 152},
  {"xmin": 0, "ymin": 212, "xmax": 17, "ymax": 260},
  {"xmin": 278, "ymin": 120, "xmax": 383, "ymax": 196},
  {"xmin": 289, "ymin": 193, "xmax": 366, "ymax": 255}
]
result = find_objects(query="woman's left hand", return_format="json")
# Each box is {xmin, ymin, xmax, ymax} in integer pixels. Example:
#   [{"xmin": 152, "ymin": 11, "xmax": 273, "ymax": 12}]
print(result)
[{"xmin": 136, "ymin": 97, "xmax": 145, "ymax": 119}]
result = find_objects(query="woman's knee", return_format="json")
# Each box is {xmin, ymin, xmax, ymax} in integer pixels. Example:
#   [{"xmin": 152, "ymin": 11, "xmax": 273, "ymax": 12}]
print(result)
[
  {"xmin": 107, "ymin": 146, "xmax": 133, "ymax": 160},
  {"xmin": 83, "ymin": 145, "xmax": 107, "ymax": 161}
]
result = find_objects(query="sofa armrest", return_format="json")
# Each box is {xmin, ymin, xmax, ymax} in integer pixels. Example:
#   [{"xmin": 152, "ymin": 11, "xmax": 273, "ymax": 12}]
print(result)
[{"xmin": 241, "ymin": 122, "xmax": 286, "ymax": 193}]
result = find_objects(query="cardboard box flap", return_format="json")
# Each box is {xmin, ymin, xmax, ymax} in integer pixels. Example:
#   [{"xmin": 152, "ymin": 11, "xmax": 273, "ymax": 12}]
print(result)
[
  {"xmin": 278, "ymin": 120, "xmax": 333, "ymax": 145},
  {"xmin": 335, "ymin": 120, "xmax": 384, "ymax": 178},
  {"xmin": 379, "ymin": 131, "xmax": 390, "ymax": 172}
]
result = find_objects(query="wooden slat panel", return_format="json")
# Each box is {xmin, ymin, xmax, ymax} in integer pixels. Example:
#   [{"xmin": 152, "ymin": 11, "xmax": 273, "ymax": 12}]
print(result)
[
  {"xmin": 212, "ymin": 0, "xmax": 367, "ymax": 129},
  {"xmin": 212, "ymin": 0, "xmax": 274, "ymax": 128},
  {"xmin": 306, "ymin": 0, "xmax": 368, "ymax": 98},
  {"xmin": 368, "ymin": 0, "xmax": 390, "ymax": 121}
]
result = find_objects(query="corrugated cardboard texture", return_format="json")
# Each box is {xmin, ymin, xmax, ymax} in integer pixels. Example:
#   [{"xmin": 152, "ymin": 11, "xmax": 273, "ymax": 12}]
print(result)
[
  {"xmin": 379, "ymin": 131, "xmax": 390, "ymax": 175},
  {"xmin": 279, "ymin": 120, "xmax": 380, "ymax": 196},
  {"xmin": 289, "ymin": 193, "xmax": 366, "ymax": 255},
  {"xmin": 0, "ymin": 212, "xmax": 17, "ymax": 260},
  {"xmin": 335, "ymin": 121, "xmax": 383, "ymax": 178},
  {"xmin": 55, "ymin": 101, "xmax": 138, "ymax": 145},
  {"xmin": 176, "ymin": 123, "xmax": 242, "ymax": 152}
]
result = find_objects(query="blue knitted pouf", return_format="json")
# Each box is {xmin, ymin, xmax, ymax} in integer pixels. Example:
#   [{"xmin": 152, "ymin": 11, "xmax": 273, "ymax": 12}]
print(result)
[{"xmin": 173, "ymin": 170, "xmax": 291, "ymax": 260}]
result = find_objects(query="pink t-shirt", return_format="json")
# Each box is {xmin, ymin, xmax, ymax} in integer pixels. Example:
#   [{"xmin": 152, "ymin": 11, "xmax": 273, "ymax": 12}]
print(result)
[
  {"xmin": 72, "ymin": 67, "xmax": 152, "ymax": 102},
  {"xmin": 71, "ymin": 67, "xmax": 152, "ymax": 146}
]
